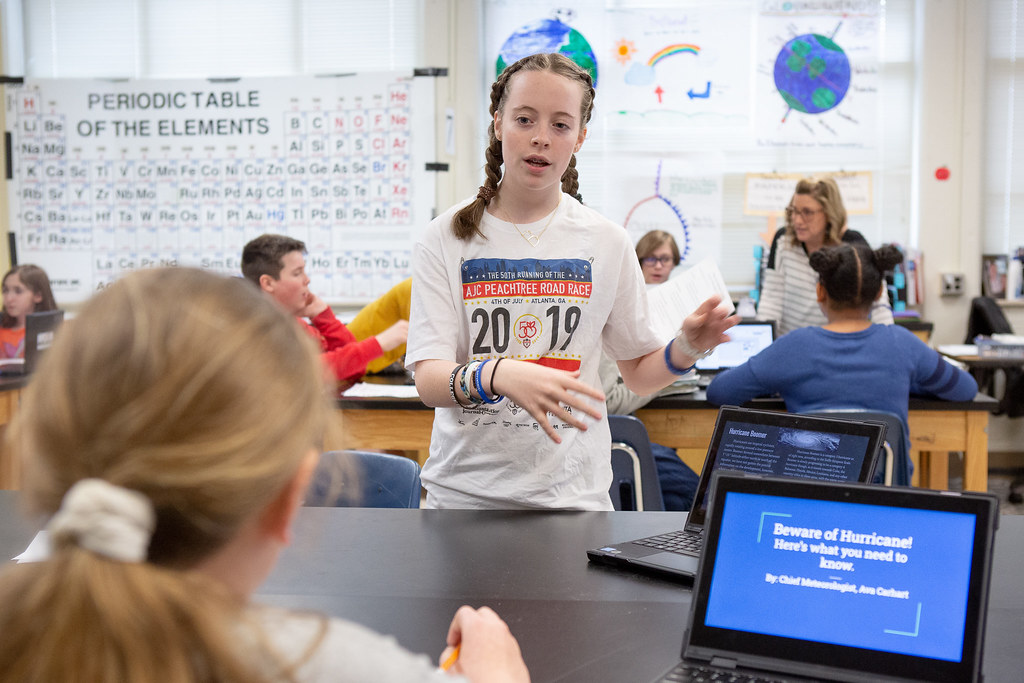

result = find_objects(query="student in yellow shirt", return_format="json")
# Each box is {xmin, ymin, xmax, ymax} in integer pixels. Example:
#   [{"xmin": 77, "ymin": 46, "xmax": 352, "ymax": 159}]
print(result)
[{"xmin": 347, "ymin": 277, "xmax": 412, "ymax": 374}]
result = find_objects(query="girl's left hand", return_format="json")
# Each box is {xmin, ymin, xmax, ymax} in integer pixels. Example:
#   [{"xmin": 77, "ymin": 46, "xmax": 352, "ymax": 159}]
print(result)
[{"xmin": 680, "ymin": 295, "xmax": 739, "ymax": 355}]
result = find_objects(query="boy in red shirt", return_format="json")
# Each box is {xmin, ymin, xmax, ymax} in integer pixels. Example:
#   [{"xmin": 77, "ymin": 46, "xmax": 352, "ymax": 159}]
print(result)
[{"xmin": 241, "ymin": 234, "xmax": 407, "ymax": 385}]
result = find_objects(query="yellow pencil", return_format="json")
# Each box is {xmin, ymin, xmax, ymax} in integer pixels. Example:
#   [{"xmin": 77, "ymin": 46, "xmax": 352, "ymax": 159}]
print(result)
[{"xmin": 440, "ymin": 644, "xmax": 461, "ymax": 671}]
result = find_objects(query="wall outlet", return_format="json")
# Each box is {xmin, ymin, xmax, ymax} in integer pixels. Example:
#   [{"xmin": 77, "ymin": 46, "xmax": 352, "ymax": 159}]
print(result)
[{"xmin": 941, "ymin": 272, "xmax": 965, "ymax": 296}]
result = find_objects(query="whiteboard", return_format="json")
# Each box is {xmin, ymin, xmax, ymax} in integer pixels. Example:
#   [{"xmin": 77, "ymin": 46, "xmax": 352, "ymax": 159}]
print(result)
[{"xmin": 4, "ymin": 73, "xmax": 436, "ymax": 304}]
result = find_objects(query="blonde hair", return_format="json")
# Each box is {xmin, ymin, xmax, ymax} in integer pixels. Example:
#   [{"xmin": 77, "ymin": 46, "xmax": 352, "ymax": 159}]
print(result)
[
  {"xmin": 0, "ymin": 268, "xmax": 333, "ymax": 682},
  {"xmin": 785, "ymin": 177, "xmax": 848, "ymax": 247},
  {"xmin": 452, "ymin": 52, "xmax": 595, "ymax": 241}
]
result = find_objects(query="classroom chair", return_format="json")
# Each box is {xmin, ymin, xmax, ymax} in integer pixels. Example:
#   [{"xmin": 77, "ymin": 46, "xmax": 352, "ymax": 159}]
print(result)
[
  {"xmin": 307, "ymin": 450, "xmax": 422, "ymax": 508},
  {"xmin": 805, "ymin": 410, "xmax": 910, "ymax": 487},
  {"xmin": 608, "ymin": 415, "xmax": 665, "ymax": 511}
]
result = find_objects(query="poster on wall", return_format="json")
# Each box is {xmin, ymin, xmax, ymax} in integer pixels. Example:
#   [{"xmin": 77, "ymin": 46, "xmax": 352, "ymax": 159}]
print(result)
[
  {"xmin": 755, "ymin": 0, "xmax": 880, "ymax": 149},
  {"xmin": 744, "ymin": 171, "xmax": 873, "ymax": 215},
  {"xmin": 600, "ymin": 5, "xmax": 752, "ymax": 130},
  {"xmin": 5, "ymin": 73, "xmax": 436, "ymax": 304},
  {"xmin": 603, "ymin": 156, "xmax": 723, "ymax": 268},
  {"xmin": 484, "ymin": 2, "xmax": 605, "ymax": 137}
]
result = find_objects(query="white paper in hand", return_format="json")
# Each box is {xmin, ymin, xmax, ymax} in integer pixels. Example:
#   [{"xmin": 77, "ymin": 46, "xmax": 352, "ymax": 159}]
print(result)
[{"xmin": 646, "ymin": 259, "xmax": 735, "ymax": 343}]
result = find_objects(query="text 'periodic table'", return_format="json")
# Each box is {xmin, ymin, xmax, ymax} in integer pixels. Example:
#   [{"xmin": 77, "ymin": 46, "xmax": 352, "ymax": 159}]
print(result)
[{"xmin": 5, "ymin": 73, "xmax": 436, "ymax": 304}]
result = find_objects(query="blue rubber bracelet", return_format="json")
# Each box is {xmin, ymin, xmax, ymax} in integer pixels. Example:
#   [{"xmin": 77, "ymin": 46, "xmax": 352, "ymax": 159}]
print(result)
[
  {"xmin": 664, "ymin": 340, "xmax": 694, "ymax": 376},
  {"xmin": 473, "ymin": 359, "xmax": 503, "ymax": 404}
]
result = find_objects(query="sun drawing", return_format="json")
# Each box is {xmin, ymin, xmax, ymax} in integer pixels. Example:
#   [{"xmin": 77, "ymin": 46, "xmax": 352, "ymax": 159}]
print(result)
[{"xmin": 613, "ymin": 38, "xmax": 636, "ymax": 65}]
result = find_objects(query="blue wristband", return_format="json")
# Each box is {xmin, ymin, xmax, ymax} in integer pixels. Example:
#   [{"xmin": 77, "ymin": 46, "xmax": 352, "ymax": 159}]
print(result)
[
  {"xmin": 473, "ymin": 359, "xmax": 503, "ymax": 404},
  {"xmin": 664, "ymin": 340, "xmax": 694, "ymax": 376}
]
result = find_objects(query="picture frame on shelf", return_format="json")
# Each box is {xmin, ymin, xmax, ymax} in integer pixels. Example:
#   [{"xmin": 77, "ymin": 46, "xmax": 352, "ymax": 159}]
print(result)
[{"xmin": 982, "ymin": 254, "xmax": 1008, "ymax": 299}]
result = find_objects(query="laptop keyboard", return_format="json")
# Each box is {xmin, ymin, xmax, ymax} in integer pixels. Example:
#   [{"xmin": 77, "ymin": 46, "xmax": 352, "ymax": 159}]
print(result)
[
  {"xmin": 660, "ymin": 662, "xmax": 785, "ymax": 682},
  {"xmin": 634, "ymin": 529, "xmax": 702, "ymax": 555}
]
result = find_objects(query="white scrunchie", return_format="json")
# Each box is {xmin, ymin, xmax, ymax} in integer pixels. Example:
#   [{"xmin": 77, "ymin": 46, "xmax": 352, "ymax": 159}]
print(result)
[{"xmin": 47, "ymin": 478, "xmax": 156, "ymax": 563}]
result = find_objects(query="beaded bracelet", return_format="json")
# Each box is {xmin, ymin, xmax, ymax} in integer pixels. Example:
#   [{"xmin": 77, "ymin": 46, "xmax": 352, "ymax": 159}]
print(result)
[
  {"xmin": 663, "ymin": 341, "xmax": 695, "ymax": 376},
  {"xmin": 473, "ymin": 359, "xmax": 503, "ymax": 404},
  {"xmin": 459, "ymin": 361, "xmax": 484, "ymax": 405}
]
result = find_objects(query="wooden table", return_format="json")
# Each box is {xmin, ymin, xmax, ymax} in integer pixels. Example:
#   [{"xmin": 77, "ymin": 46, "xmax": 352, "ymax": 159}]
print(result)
[
  {"xmin": 0, "ymin": 377, "xmax": 28, "ymax": 490},
  {"xmin": 637, "ymin": 393, "xmax": 995, "ymax": 492},
  {"xmin": 335, "ymin": 390, "xmax": 998, "ymax": 492}
]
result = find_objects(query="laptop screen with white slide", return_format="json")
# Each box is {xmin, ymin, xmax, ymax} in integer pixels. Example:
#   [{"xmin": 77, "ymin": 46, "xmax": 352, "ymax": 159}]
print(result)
[{"xmin": 695, "ymin": 319, "xmax": 775, "ymax": 372}]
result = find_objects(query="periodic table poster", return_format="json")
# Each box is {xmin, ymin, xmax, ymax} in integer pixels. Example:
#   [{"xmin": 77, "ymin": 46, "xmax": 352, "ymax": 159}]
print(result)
[{"xmin": 4, "ymin": 73, "xmax": 436, "ymax": 304}]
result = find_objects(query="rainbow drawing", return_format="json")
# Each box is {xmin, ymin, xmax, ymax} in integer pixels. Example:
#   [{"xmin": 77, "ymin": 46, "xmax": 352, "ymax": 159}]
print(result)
[{"xmin": 647, "ymin": 44, "xmax": 700, "ymax": 67}]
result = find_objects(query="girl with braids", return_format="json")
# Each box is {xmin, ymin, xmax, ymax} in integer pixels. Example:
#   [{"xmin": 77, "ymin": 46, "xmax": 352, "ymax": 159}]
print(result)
[
  {"xmin": 407, "ymin": 53, "xmax": 736, "ymax": 510},
  {"xmin": 0, "ymin": 268, "xmax": 528, "ymax": 682},
  {"xmin": 708, "ymin": 243, "xmax": 976, "ymax": 475}
]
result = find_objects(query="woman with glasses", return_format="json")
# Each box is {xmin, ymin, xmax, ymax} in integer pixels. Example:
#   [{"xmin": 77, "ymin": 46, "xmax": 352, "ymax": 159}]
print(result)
[{"xmin": 757, "ymin": 177, "xmax": 893, "ymax": 335}]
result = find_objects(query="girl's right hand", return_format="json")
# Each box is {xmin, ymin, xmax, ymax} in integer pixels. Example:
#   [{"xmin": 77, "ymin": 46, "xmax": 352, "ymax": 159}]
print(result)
[
  {"xmin": 441, "ymin": 606, "xmax": 530, "ymax": 682},
  {"xmin": 490, "ymin": 360, "xmax": 605, "ymax": 443}
]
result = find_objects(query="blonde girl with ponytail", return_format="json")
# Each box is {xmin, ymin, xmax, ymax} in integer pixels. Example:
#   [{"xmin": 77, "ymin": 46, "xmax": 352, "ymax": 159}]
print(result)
[{"xmin": 0, "ymin": 268, "xmax": 527, "ymax": 683}]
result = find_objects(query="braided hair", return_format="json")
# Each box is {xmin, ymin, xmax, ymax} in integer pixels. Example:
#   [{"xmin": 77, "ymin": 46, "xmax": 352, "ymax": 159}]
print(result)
[
  {"xmin": 452, "ymin": 53, "xmax": 595, "ymax": 241},
  {"xmin": 809, "ymin": 242, "xmax": 904, "ymax": 311}
]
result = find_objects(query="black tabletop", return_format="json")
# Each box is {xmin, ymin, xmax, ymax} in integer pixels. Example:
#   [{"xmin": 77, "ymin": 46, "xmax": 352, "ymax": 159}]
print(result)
[{"xmin": 2, "ymin": 494, "xmax": 1021, "ymax": 682}]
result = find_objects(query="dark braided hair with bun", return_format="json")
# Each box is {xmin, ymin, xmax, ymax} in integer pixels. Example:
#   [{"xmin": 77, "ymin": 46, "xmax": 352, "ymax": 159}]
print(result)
[
  {"xmin": 452, "ymin": 53, "xmax": 595, "ymax": 242},
  {"xmin": 809, "ymin": 242, "xmax": 904, "ymax": 311}
]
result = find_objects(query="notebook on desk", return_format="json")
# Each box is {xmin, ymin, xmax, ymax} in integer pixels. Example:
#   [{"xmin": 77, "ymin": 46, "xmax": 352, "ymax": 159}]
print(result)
[
  {"xmin": 0, "ymin": 310, "xmax": 64, "ymax": 377},
  {"xmin": 586, "ymin": 406, "xmax": 885, "ymax": 581},
  {"xmin": 695, "ymin": 320, "xmax": 775, "ymax": 387},
  {"xmin": 653, "ymin": 472, "xmax": 999, "ymax": 683}
]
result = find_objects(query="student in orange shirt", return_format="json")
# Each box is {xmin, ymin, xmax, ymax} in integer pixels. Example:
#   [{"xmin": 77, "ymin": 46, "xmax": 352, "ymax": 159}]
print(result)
[{"xmin": 0, "ymin": 265, "xmax": 57, "ymax": 359}]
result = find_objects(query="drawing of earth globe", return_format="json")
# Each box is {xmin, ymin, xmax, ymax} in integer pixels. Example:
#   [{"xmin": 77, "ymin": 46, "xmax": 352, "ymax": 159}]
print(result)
[
  {"xmin": 773, "ymin": 33, "xmax": 850, "ymax": 114},
  {"xmin": 496, "ymin": 19, "xmax": 598, "ymax": 87}
]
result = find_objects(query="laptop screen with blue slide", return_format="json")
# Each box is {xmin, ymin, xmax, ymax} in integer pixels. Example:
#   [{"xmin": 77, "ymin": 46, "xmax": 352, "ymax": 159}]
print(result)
[{"xmin": 681, "ymin": 474, "xmax": 998, "ymax": 682}]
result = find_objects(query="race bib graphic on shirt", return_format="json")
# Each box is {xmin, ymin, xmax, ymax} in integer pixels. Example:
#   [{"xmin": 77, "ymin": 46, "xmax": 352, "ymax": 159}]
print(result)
[{"xmin": 461, "ymin": 257, "xmax": 592, "ymax": 371}]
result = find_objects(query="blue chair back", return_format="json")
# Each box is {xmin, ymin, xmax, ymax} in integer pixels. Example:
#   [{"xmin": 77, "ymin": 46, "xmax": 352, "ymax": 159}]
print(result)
[
  {"xmin": 804, "ymin": 410, "xmax": 910, "ymax": 486},
  {"xmin": 608, "ymin": 415, "xmax": 665, "ymax": 511},
  {"xmin": 307, "ymin": 450, "xmax": 422, "ymax": 508}
]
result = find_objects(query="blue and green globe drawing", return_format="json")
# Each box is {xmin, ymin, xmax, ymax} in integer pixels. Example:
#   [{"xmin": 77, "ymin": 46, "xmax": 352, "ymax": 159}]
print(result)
[
  {"xmin": 773, "ymin": 33, "xmax": 850, "ymax": 114},
  {"xmin": 496, "ymin": 19, "xmax": 598, "ymax": 87}
]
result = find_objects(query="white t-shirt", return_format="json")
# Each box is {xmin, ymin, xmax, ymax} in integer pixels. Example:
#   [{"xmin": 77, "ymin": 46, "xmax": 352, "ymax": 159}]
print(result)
[
  {"xmin": 406, "ymin": 194, "xmax": 664, "ymax": 510},
  {"xmin": 245, "ymin": 606, "xmax": 456, "ymax": 682}
]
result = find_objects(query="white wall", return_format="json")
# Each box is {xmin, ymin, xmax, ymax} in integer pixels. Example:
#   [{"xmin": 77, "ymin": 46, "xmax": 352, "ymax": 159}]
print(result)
[{"xmin": 914, "ymin": 0, "xmax": 986, "ymax": 346}]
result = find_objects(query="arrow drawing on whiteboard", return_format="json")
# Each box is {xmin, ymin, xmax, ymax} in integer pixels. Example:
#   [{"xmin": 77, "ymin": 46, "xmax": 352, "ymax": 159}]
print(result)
[
  {"xmin": 688, "ymin": 82, "xmax": 711, "ymax": 99},
  {"xmin": 654, "ymin": 85, "xmax": 664, "ymax": 103}
]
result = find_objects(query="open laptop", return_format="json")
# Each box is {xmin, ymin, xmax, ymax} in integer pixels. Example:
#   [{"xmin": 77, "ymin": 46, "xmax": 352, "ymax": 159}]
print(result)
[
  {"xmin": 696, "ymin": 320, "xmax": 775, "ymax": 387},
  {"xmin": 655, "ymin": 472, "xmax": 998, "ymax": 683},
  {"xmin": 587, "ymin": 406, "xmax": 885, "ymax": 580},
  {"xmin": 0, "ymin": 309, "xmax": 65, "ymax": 376}
]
